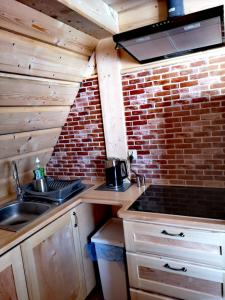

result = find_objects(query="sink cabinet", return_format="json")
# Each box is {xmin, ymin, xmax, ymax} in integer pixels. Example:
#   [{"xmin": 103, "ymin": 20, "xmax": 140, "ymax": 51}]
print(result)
[
  {"xmin": 0, "ymin": 246, "xmax": 29, "ymax": 300},
  {"xmin": 19, "ymin": 202, "xmax": 109, "ymax": 300},
  {"xmin": 21, "ymin": 209, "xmax": 85, "ymax": 300}
]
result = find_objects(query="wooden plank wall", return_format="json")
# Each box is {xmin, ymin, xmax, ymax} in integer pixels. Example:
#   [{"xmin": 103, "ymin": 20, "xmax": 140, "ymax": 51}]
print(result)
[{"xmin": 0, "ymin": 0, "xmax": 98, "ymax": 198}]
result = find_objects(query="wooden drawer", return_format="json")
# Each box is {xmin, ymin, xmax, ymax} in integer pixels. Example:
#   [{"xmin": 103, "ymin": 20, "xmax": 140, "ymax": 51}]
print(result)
[
  {"xmin": 124, "ymin": 220, "xmax": 225, "ymax": 267},
  {"xmin": 130, "ymin": 288, "xmax": 176, "ymax": 300},
  {"xmin": 127, "ymin": 252, "xmax": 225, "ymax": 300}
]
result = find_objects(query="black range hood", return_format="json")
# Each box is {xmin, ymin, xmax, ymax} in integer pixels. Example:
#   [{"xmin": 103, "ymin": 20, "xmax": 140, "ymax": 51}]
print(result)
[{"xmin": 113, "ymin": 5, "xmax": 224, "ymax": 64}]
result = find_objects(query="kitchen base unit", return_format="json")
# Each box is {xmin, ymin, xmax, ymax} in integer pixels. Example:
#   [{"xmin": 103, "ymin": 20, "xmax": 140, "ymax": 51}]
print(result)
[
  {"xmin": 21, "ymin": 209, "xmax": 85, "ymax": 300},
  {"xmin": 124, "ymin": 219, "xmax": 225, "ymax": 300},
  {"xmin": 18, "ymin": 202, "xmax": 109, "ymax": 300},
  {"xmin": 0, "ymin": 246, "xmax": 29, "ymax": 300}
]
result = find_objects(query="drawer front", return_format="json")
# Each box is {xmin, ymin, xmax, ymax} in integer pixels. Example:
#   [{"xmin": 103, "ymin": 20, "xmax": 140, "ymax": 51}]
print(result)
[
  {"xmin": 130, "ymin": 288, "xmax": 176, "ymax": 300},
  {"xmin": 127, "ymin": 252, "xmax": 225, "ymax": 300},
  {"xmin": 124, "ymin": 221, "xmax": 225, "ymax": 267}
]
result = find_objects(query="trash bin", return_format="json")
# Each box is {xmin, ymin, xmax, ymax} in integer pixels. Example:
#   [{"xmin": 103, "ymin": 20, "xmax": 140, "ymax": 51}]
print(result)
[{"xmin": 91, "ymin": 218, "xmax": 128, "ymax": 300}]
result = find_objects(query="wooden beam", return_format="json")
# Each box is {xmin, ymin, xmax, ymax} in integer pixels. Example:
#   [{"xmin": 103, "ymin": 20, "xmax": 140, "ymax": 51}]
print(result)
[
  {"xmin": 0, "ymin": 73, "xmax": 79, "ymax": 106},
  {"xmin": 0, "ymin": 107, "xmax": 70, "ymax": 134},
  {"xmin": 57, "ymin": 0, "xmax": 119, "ymax": 34},
  {"xmin": 18, "ymin": 0, "xmax": 118, "ymax": 39},
  {"xmin": 96, "ymin": 37, "xmax": 127, "ymax": 159},
  {"xmin": 0, "ymin": 28, "xmax": 88, "ymax": 82},
  {"xmin": 0, "ymin": 0, "xmax": 98, "ymax": 56},
  {"xmin": 0, "ymin": 128, "xmax": 61, "ymax": 159}
]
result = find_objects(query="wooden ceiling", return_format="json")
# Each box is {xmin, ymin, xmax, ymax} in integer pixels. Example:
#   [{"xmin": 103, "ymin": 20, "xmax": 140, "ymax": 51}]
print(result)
[{"xmin": 16, "ymin": 0, "xmax": 225, "ymax": 35}]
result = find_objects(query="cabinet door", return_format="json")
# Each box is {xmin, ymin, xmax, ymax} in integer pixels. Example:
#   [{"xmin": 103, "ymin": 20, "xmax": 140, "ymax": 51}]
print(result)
[
  {"xmin": 21, "ymin": 210, "xmax": 85, "ymax": 300},
  {"xmin": 0, "ymin": 246, "xmax": 29, "ymax": 300},
  {"xmin": 127, "ymin": 252, "xmax": 225, "ymax": 300}
]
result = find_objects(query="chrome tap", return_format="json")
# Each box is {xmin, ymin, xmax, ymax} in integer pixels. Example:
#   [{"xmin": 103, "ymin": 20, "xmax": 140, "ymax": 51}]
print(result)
[{"xmin": 12, "ymin": 161, "xmax": 24, "ymax": 201}]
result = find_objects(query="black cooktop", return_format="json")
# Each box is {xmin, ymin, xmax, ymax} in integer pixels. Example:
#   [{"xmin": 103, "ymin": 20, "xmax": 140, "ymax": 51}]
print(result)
[{"xmin": 128, "ymin": 185, "xmax": 225, "ymax": 220}]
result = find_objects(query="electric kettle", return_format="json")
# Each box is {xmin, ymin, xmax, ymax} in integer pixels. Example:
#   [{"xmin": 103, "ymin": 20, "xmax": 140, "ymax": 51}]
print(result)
[{"xmin": 105, "ymin": 158, "xmax": 128, "ymax": 188}]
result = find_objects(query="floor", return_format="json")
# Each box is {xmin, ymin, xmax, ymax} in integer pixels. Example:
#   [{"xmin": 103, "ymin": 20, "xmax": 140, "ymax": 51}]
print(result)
[{"xmin": 86, "ymin": 285, "xmax": 104, "ymax": 300}]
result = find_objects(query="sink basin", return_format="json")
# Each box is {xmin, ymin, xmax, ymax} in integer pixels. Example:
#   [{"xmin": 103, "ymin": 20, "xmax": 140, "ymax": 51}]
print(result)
[{"xmin": 0, "ymin": 201, "xmax": 52, "ymax": 231}]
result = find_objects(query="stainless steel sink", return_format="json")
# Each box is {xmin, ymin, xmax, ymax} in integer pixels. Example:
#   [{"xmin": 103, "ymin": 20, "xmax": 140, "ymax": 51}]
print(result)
[{"xmin": 0, "ymin": 201, "xmax": 52, "ymax": 231}]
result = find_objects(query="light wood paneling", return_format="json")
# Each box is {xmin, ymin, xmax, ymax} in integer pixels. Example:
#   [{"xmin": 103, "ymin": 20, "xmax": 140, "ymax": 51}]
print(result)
[
  {"xmin": 18, "ymin": 0, "xmax": 118, "ymax": 39},
  {"xmin": 0, "ymin": 128, "xmax": 61, "ymax": 159},
  {"xmin": 21, "ymin": 210, "xmax": 85, "ymax": 300},
  {"xmin": 0, "ymin": 73, "xmax": 79, "ymax": 106},
  {"xmin": 0, "ymin": 148, "xmax": 53, "ymax": 180},
  {"xmin": 0, "ymin": 28, "xmax": 88, "ymax": 81},
  {"xmin": 117, "ymin": 0, "xmax": 225, "ymax": 32},
  {"xmin": 0, "ymin": 170, "xmax": 33, "ymax": 198},
  {"xmin": 184, "ymin": 0, "xmax": 225, "ymax": 16},
  {"xmin": 96, "ymin": 37, "xmax": 127, "ymax": 159},
  {"xmin": 0, "ymin": 106, "xmax": 69, "ymax": 134},
  {"xmin": 0, "ymin": 0, "xmax": 98, "ymax": 56},
  {"xmin": 119, "ymin": 0, "xmax": 167, "ymax": 32},
  {"xmin": 0, "ymin": 246, "xmax": 29, "ymax": 300}
]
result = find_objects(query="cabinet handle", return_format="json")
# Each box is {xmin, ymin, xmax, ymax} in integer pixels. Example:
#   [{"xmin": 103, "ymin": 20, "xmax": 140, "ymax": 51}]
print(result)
[
  {"xmin": 73, "ymin": 212, "xmax": 78, "ymax": 227},
  {"xmin": 161, "ymin": 230, "xmax": 185, "ymax": 237},
  {"xmin": 164, "ymin": 263, "xmax": 187, "ymax": 272}
]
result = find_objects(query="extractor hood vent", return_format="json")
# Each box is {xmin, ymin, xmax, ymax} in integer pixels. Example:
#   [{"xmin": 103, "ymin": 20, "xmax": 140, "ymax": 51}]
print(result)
[{"xmin": 113, "ymin": 6, "xmax": 224, "ymax": 64}]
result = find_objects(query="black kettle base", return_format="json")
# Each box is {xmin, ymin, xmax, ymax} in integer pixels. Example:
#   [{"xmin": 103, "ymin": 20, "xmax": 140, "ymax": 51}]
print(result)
[{"xmin": 95, "ymin": 182, "xmax": 133, "ymax": 192}]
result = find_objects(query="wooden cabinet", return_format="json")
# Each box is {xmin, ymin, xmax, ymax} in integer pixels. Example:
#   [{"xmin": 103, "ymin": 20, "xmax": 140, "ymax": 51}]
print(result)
[
  {"xmin": 21, "ymin": 209, "xmax": 85, "ymax": 300},
  {"xmin": 124, "ymin": 221, "xmax": 225, "ymax": 267},
  {"xmin": 124, "ymin": 220, "xmax": 225, "ymax": 300},
  {"xmin": 127, "ymin": 252, "xmax": 224, "ymax": 300},
  {"xmin": 0, "ymin": 246, "xmax": 29, "ymax": 300}
]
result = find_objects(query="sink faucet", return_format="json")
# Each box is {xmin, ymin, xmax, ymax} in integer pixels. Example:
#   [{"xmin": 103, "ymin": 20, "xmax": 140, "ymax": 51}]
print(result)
[{"xmin": 12, "ymin": 161, "xmax": 24, "ymax": 201}]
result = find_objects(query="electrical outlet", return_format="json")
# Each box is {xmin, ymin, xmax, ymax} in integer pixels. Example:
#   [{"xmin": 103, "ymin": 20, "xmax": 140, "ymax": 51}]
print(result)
[{"xmin": 128, "ymin": 149, "xmax": 137, "ymax": 160}]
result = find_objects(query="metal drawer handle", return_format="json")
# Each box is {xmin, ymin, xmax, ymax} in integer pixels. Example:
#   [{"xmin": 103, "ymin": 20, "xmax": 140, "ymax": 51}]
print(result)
[
  {"xmin": 73, "ymin": 212, "xmax": 78, "ymax": 227},
  {"xmin": 161, "ymin": 230, "xmax": 185, "ymax": 237},
  {"xmin": 164, "ymin": 263, "xmax": 187, "ymax": 272}
]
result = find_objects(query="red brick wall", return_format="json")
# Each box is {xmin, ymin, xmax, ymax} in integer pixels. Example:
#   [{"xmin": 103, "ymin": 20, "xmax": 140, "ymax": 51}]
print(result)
[
  {"xmin": 47, "ymin": 77, "xmax": 106, "ymax": 180},
  {"xmin": 123, "ymin": 51, "xmax": 225, "ymax": 187}
]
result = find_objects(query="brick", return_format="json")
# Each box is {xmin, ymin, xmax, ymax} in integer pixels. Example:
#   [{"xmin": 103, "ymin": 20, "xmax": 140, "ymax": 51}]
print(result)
[
  {"xmin": 82, "ymin": 81, "xmax": 92, "ymax": 87},
  {"xmin": 137, "ymin": 82, "xmax": 153, "ymax": 88},
  {"xmin": 163, "ymin": 84, "xmax": 179, "ymax": 90},
  {"xmin": 130, "ymin": 89, "xmax": 145, "ymax": 95},
  {"xmin": 123, "ymin": 84, "xmax": 136, "ymax": 90},
  {"xmin": 190, "ymin": 72, "xmax": 208, "ymax": 80},
  {"xmin": 209, "ymin": 56, "xmax": 225, "ymax": 64},
  {"xmin": 162, "ymin": 72, "xmax": 179, "ymax": 79},
  {"xmin": 210, "ymin": 83, "xmax": 225, "ymax": 89},
  {"xmin": 153, "ymin": 67, "xmax": 170, "ymax": 75},
  {"xmin": 180, "ymin": 80, "xmax": 198, "ymax": 87},
  {"xmin": 190, "ymin": 60, "xmax": 207, "ymax": 67},
  {"xmin": 154, "ymin": 79, "xmax": 170, "ymax": 85},
  {"xmin": 145, "ymin": 75, "xmax": 160, "ymax": 82},
  {"xmin": 171, "ymin": 76, "xmax": 188, "ymax": 83}
]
